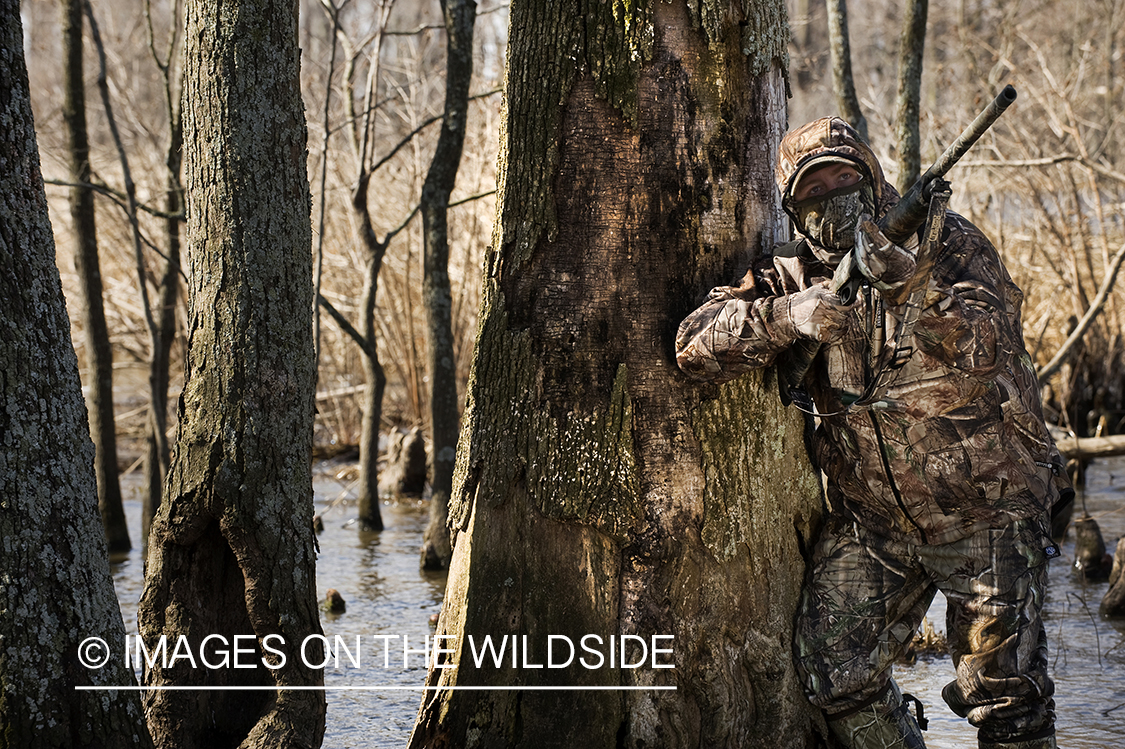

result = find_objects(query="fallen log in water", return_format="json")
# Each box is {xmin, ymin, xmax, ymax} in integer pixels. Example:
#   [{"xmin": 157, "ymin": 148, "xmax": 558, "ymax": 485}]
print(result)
[{"xmin": 1050, "ymin": 429, "xmax": 1125, "ymax": 461}]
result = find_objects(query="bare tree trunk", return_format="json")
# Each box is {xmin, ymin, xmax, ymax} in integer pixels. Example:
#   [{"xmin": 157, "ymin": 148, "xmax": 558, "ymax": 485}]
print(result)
[
  {"xmin": 826, "ymin": 0, "xmax": 868, "ymax": 141},
  {"xmin": 142, "ymin": 154, "xmax": 181, "ymax": 549},
  {"xmin": 791, "ymin": 0, "xmax": 826, "ymax": 94},
  {"xmin": 356, "ymin": 218, "xmax": 388, "ymax": 532},
  {"xmin": 60, "ymin": 0, "xmax": 130, "ymax": 556},
  {"xmin": 138, "ymin": 1, "xmax": 326, "ymax": 746},
  {"xmin": 0, "ymin": 5, "xmax": 152, "ymax": 744},
  {"xmin": 894, "ymin": 0, "xmax": 928, "ymax": 192},
  {"xmin": 336, "ymin": 0, "xmax": 396, "ymax": 533},
  {"xmin": 142, "ymin": 0, "xmax": 184, "ymax": 549},
  {"xmin": 420, "ymin": 0, "xmax": 477, "ymax": 570},
  {"xmin": 408, "ymin": 1, "xmax": 828, "ymax": 746}
]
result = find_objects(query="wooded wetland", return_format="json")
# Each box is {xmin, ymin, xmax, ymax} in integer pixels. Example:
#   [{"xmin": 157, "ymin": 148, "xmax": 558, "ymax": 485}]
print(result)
[{"xmin": 4, "ymin": 0, "xmax": 1125, "ymax": 746}]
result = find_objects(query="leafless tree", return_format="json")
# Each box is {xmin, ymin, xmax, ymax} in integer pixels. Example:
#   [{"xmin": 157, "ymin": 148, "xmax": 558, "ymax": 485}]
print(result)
[
  {"xmin": 409, "ymin": 1, "xmax": 829, "ymax": 745},
  {"xmin": 61, "ymin": 0, "xmax": 130, "ymax": 554}
]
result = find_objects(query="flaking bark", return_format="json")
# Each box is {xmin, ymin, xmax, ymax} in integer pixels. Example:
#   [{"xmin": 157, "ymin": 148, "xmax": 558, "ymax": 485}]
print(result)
[
  {"xmin": 408, "ymin": 1, "xmax": 828, "ymax": 746},
  {"xmin": 138, "ymin": 1, "xmax": 326, "ymax": 746}
]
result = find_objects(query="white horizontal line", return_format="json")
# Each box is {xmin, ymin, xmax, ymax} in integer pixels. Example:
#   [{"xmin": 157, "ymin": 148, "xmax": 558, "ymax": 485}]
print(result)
[{"xmin": 76, "ymin": 685, "xmax": 677, "ymax": 692}]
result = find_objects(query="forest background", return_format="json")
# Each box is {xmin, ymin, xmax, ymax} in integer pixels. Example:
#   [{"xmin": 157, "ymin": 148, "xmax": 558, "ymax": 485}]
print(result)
[
  {"xmin": 5, "ymin": 0, "xmax": 1124, "ymax": 746},
  {"xmin": 19, "ymin": 0, "xmax": 1125, "ymax": 553}
]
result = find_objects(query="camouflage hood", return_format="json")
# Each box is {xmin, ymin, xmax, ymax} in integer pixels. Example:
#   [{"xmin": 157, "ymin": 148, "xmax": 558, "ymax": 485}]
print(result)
[{"xmin": 776, "ymin": 117, "xmax": 899, "ymax": 233}]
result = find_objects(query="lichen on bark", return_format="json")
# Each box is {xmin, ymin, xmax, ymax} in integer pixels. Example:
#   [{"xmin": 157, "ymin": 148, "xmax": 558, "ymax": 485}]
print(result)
[
  {"xmin": 412, "ymin": 1, "xmax": 829, "ymax": 745},
  {"xmin": 0, "ymin": 4, "xmax": 152, "ymax": 744},
  {"xmin": 694, "ymin": 370, "xmax": 823, "ymax": 562}
]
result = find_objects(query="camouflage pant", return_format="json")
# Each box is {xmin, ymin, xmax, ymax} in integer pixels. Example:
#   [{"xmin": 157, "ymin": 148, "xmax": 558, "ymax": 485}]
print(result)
[{"xmin": 794, "ymin": 514, "xmax": 1057, "ymax": 743}]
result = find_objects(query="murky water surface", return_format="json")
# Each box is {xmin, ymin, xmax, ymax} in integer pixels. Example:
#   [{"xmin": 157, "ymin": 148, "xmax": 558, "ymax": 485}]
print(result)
[
  {"xmin": 113, "ymin": 457, "xmax": 1125, "ymax": 747},
  {"xmin": 896, "ymin": 457, "xmax": 1125, "ymax": 749}
]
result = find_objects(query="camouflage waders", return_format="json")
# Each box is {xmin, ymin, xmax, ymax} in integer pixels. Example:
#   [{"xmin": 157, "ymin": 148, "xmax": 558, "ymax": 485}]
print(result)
[{"xmin": 795, "ymin": 515, "xmax": 1057, "ymax": 749}]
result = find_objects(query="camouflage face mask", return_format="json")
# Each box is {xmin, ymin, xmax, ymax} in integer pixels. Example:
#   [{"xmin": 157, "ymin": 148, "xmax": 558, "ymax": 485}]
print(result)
[{"xmin": 795, "ymin": 182, "xmax": 876, "ymax": 254}]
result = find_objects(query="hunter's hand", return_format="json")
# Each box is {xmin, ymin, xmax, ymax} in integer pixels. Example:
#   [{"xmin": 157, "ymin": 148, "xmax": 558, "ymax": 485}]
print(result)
[
  {"xmin": 785, "ymin": 282, "xmax": 850, "ymax": 342},
  {"xmin": 853, "ymin": 216, "xmax": 916, "ymax": 293}
]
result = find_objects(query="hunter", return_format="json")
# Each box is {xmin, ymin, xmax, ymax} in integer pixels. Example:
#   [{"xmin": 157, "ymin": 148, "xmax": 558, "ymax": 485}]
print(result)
[{"xmin": 676, "ymin": 117, "xmax": 1072, "ymax": 749}]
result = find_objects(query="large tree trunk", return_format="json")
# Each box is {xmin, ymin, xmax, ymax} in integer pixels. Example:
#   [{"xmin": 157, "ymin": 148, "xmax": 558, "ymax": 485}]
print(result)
[
  {"xmin": 894, "ymin": 0, "xmax": 928, "ymax": 192},
  {"xmin": 61, "ymin": 0, "xmax": 130, "ymax": 556},
  {"xmin": 0, "ymin": 4, "xmax": 152, "ymax": 745},
  {"xmin": 826, "ymin": 0, "xmax": 868, "ymax": 142},
  {"xmin": 408, "ymin": 1, "xmax": 829, "ymax": 747},
  {"xmin": 138, "ymin": 1, "xmax": 326, "ymax": 747},
  {"xmin": 420, "ymin": 0, "xmax": 477, "ymax": 570}
]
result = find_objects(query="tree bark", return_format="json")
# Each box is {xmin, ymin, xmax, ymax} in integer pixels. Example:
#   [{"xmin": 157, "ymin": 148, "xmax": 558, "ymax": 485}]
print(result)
[
  {"xmin": 61, "ymin": 0, "xmax": 130, "ymax": 556},
  {"xmin": 420, "ymin": 0, "xmax": 477, "ymax": 570},
  {"xmin": 408, "ymin": 1, "xmax": 829, "ymax": 746},
  {"xmin": 0, "ymin": 4, "xmax": 152, "ymax": 745},
  {"xmin": 827, "ymin": 0, "xmax": 868, "ymax": 142},
  {"xmin": 894, "ymin": 0, "xmax": 928, "ymax": 192},
  {"xmin": 138, "ymin": 1, "xmax": 326, "ymax": 747}
]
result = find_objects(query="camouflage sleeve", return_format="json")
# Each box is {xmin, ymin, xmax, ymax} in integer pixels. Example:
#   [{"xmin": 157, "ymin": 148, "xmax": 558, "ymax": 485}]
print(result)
[
  {"xmin": 911, "ymin": 215, "xmax": 1021, "ymax": 378},
  {"xmin": 675, "ymin": 265, "xmax": 802, "ymax": 383}
]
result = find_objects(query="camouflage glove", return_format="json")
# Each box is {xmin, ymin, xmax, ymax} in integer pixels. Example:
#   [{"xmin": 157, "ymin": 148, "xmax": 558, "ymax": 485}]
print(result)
[
  {"xmin": 784, "ymin": 282, "xmax": 851, "ymax": 342},
  {"xmin": 853, "ymin": 215, "xmax": 917, "ymax": 294}
]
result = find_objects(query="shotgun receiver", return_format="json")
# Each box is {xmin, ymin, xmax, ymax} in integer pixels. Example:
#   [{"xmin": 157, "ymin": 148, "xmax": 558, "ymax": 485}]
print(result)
[{"xmin": 780, "ymin": 85, "xmax": 1018, "ymax": 404}]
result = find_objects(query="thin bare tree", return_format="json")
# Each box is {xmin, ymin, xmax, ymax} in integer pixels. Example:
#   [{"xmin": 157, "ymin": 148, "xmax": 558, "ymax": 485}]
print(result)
[
  {"xmin": 140, "ymin": 0, "xmax": 185, "ymax": 547},
  {"xmin": 420, "ymin": 0, "xmax": 477, "ymax": 569},
  {"xmin": 318, "ymin": 0, "xmax": 400, "ymax": 532},
  {"xmin": 826, "ymin": 0, "xmax": 867, "ymax": 141},
  {"xmin": 894, "ymin": 0, "xmax": 928, "ymax": 191},
  {"xmin": 61, "ymin": 0, "xmax": 130, "ymax": 555}
]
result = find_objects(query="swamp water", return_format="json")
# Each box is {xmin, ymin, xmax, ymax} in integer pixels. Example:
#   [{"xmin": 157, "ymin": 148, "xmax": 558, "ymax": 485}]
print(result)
[{"xmin": 111, "ymin": 457, "xmax": 1125, "ymax": 747}]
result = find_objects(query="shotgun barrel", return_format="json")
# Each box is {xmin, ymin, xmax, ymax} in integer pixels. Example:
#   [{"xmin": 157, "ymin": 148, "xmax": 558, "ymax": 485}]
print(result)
[{"xmin": 879, "ymin": 84, "xmax": 1017, "ymax": 244}]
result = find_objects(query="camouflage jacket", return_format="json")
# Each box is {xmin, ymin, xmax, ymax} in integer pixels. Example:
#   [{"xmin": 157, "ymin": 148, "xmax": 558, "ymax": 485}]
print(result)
[{"xmin": 676, "ymin": 117, "xmax": 1069, "ymax": 545}]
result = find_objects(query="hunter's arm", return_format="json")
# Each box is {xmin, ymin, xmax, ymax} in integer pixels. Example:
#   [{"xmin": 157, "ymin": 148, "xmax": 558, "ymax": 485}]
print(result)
[
  {"xmin": 675, "ymin": 283, "xmax": 804, "ymax": 383},
  {"xmin": 911, "ymin": 215, "xmax": 1021, "ymax": 377}
]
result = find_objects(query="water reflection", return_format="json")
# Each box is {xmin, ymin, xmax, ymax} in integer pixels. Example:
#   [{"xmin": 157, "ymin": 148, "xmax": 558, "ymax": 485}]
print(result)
[{"xmin": 112, "ymin": 458, "xmax": 1125, "ymax": 747}]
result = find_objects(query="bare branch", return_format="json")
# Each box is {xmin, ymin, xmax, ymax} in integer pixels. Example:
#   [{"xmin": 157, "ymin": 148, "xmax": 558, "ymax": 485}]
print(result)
[
  {"xmin": 317, "ymin": 294, "xmax": 373, "ymax": 358},
  {"xmin": 369, "ymin": 89, "xmax": 502, "ymax": 175},
  {"xmin": 84, "ymin": 1, "xmax": 158, "ymax": 351},
  {"xmin": 961, "ymin": 154, "xmax": 1125, "ymax": 187},
  {"xmin": 43, "ymin": 177, "xmax": 184, "ymax": 220},
  {"xmin": 448, "ymin": 189, "xmax": 497, "ymax": 208},
  {"xmin": 1038, "ymin": 241, "xmax": 1125, "ymax": 384},
  {"xmin": 384, "ymin": 201, "xmax": 421, "ymax": 245},
  {"xmin": 315, "ymin": 0, "xmax": 343, "ymax": 371}
]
